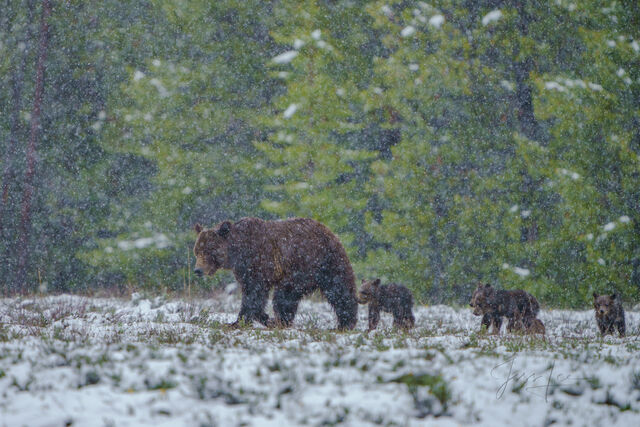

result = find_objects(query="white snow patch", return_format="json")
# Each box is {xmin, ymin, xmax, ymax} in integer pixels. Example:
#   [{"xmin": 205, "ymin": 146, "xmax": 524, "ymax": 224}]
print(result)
[
  {"xmin": 512, "ymin": 266, "xmax": 530, "ymax": 277},
  {"xmin": 500, "ymin": 80, "xmax": 514, "ymax": 91},
  {"xmin": 545, "ymin": 81, "xmax": 566, "ymax": 92},
  {"xmin": 292, "ymin": 182, "xmax": 310, "ymax": 190},
  {"xmin": 597, "ymin": 258, "xmax": 606, "ymax": 265},
  {"xmin": 409, "ymin": 63, "xmax": 419, "ymax": 71},
  {"xmin": 619, "ymin": 215, "xmax": 630, "ymax": 223},
  {"xmin": 293, "ymin": 39, "xmax": 305, "ymax": 49},
  {"xmin": 181, "ymin": 186, "xmax": 192, "ymax": 195},
  {"xmin": 283, "ymin": 103, "xmax": 298, "ymax": 119},
  {"xmin": 429, "ymin": 14, "xmax": 444, "ymax": 28},
  {"xmin": 400, "ymin": 26, "xmax": 416, "ymax": 37},
  {"xmin": 603, "ymin": 222, "xmax": 616, "ymax": 231},
  {"xmin": 152, "ymin": 59, "xmax": 161, "ymax": 67},
  {"xmin": 509, "ymin": 204, "xmax": 519, "ymax": 213},
  {"xmin": 272, "ymin": 50, "xmax": 298, "ymax": 64},
  {"xmin": 117, "ymin": 233, "xmax": 172, "ymax": 251},
  {"xmin": 558, "ymin": 168, "xmax": 580, "ymax": 180},
  {"xmin": 311, "ymin": 29, "xmax": 321, "ymax": 40},
  {"xmin": 133, "ymin": 70, "xmax": 145, "ymax": 81},
  {"xmin": 149, "ymin": 78, "xmax": 169, "ymax": 98},
  {"xmin": 482, "ymin": 9, "xmax": 502, "ymax": 26},
  {"xmin": 631, "ymin": 40, "xmax": 640, "ymax": 52},
  {"xmin": 587, "ymin": 82, "xmax": 603, "ymax": 91},
  {"xmin": 521, "ymin": 210, "xmax": 531, "ymax": 219}
]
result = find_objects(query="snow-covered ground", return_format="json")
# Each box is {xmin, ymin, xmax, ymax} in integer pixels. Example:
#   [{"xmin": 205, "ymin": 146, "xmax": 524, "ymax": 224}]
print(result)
[{"xmin": 1, "ymin": 290, "xmax": 639, "ymax": 426}]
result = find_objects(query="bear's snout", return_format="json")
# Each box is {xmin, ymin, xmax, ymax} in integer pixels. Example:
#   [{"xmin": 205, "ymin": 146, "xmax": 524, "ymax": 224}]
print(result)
[{"xmin": 194, "ymin": 267, "xmax": 204, "ymax": 277}]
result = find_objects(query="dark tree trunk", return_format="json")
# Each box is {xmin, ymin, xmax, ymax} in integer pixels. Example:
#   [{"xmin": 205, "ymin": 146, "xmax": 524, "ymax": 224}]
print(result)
[
  {"xmin": 513, "ymin": 2, "xmax": 541, "ymax": 142},
  {"xmin": 513, "ymin": 1, "xmax": 542, "ymax": 243},
  {"xmin": 0, "ymin": 0, "xmax": 35, "ymax": 239},
  {"xmin": 514, "ymin": 58, "xmax": 540, "ymax": 141},
  {"xmin": 16, "ymin": 0, "xmax": 51, "ymax": 294}
]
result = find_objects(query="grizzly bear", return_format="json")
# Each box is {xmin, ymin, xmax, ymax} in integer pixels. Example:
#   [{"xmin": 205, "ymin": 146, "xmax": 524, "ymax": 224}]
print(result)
[
  {"xmin": 357, "ymin": 279, "xmax": 415, "ymax": 331},
  {"xmin": 593, "ymin": 293, "xmax": 625, "ymax": 337},
  {"xmin": 469, "ymin": 283, "xmax": 540, "ymax": 334},
  {"xmin": 193, "ymin": 217, "xmax": 358, "ymax": 330}
]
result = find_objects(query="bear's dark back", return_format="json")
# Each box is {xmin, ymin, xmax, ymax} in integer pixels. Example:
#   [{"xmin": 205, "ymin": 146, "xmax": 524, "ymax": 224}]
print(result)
[
  {"xmin": 507, "ymin": 289, "xmax": 539, "ymax": 317},
  {"xmin": 228, "ymin": 217, "xmax": 356, "ymax": 295},
  {"xmin": 378, "ymin": 283, "xmax": 413, "ymax": 312}
]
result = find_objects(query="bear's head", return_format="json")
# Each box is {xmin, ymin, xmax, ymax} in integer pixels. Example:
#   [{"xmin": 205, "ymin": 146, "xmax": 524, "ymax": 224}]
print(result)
[
  {"xmin": 193, "ymin": 221, "xmax": 232, "ymax": 277},
  {"xmin": 469, "ymin": 282, "xmax": 494, "ymax": 316},
  {"xmin": 357, "ymin": 278, "xmax": 381, "ymax": 304},
  {"xmin": 593, "ymin": 292, "xmax": 617, "ymax": 317}
]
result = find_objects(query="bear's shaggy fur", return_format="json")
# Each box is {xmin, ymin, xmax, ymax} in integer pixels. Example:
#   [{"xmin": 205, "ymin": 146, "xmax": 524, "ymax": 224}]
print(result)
[
  {"xmin": 523, "ymin": 316, "xmax": 546, "ymax": 335},
  {"xmin": 469, "ymin": 283, "xmax": 540, "ymax": 334},
  {"xmin": 593, "ymin": 293, "xmax": 625, "ymax": 337},
  {"xmin": 193, "ymin": 217, "xmax": 358, "ymax": 330},
  {"xmin": 357, "ymin": 279, "xmax": 415, "ymax": 331}
]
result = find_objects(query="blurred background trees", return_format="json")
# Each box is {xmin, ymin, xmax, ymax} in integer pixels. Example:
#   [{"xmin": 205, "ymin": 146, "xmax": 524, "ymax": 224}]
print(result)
[{"xmin": 1, "ymin": 0, "xmax": 638, "ymax": 306}]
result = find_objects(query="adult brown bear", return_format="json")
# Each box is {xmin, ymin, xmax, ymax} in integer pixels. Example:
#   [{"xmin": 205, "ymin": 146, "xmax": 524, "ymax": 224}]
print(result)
[{"xmin": 193, "ymin": 217, "xmax": 358, "ymax": 330}]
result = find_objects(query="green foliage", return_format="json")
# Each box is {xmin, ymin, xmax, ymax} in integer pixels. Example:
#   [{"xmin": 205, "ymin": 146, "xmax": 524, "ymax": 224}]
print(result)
[
  {"xmin": 1, "ymin": 1, "xmax": 638, "ymax": 305},
  {"xmin": 83, "ymin": 0, "xmax": 282, "ymax": 290}
]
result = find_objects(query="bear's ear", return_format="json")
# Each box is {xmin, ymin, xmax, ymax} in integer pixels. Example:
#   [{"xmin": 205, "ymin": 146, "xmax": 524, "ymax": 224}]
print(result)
[
  {"xmin": 373, "ymin": 278, "xmax": 381, "ymax": 287},
  {"xmin": 593, "ymin": 292, "xmax": 598, "ymax": 299},
  {"xmin": 611, "ymin": 293, "xmax": 617, "ymax": 300},
  {"xmin": 217, "ymin": 220, "xmax": 232, "ymax": 238},
  {"xmin": 194, "ymin": 223, "xmax": 203, "ymax": 234}
]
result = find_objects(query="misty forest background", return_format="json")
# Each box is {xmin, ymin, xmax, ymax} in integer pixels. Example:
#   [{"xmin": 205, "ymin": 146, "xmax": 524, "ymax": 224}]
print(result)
[{"xmin": 1, "ymin": 0, "xmax": 638, "ymax": 308}]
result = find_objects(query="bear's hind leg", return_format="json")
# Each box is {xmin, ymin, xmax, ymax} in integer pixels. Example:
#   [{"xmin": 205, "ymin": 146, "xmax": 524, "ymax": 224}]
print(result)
[{"xmin": 321, "ymin": 282, "xmax": 358, "ymax": 330}]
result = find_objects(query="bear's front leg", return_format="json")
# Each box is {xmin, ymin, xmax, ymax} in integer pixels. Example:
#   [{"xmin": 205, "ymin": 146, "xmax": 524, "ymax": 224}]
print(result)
[
  {"xmin": 479, "ymin": 313, "xmax": 492, "ymax": 333},
  {"xmin": 616, "ymin": 316, "xmax": 626, "ymax": 337},
  {"xmin": 232, "ymin": 282, "xmax": 270, "ymax": 327},
  {"xmin": 490, "ymin": 315, "xmax": 503, "ymax": 335},
  {"xmin": 367, "ymin": 304, "xmax": 380, "ymax": 331}
]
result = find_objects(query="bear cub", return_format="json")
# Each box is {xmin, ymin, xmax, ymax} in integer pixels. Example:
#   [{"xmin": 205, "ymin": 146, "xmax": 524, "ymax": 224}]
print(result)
[
  {"xmin": 469, "ymin": 283, "xmax": 541, "ymax": 335},
  {"xmin": 357, "ymin": 279, "xmax": 415, "ymax": 331},
  {"xmin": 593, "ymin": 293, "xmax": 625, "ymax": 337},
  {"xmin": 523, "ymin": 316, "xmax": 546, "ymax": 336}
]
